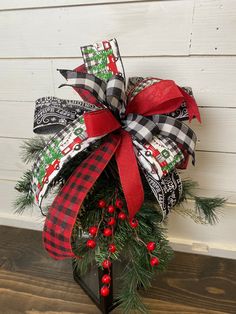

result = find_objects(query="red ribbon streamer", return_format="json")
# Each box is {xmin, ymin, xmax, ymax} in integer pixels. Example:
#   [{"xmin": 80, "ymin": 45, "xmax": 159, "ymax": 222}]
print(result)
[
  {"xmin": 115, "ymin": 129, "xmax": 144, "ymax": 218},
  {"xmin": 83, "ymin": 109, "xmax": 144, "ymax": 218},
  {"xmin": 43, "ymin": 134, "xmax": 120, "ymax": 260}
]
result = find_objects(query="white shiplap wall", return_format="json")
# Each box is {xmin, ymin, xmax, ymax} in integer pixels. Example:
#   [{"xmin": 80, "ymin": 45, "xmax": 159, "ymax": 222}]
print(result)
[{"xmin": 0, "ymin": 0, "xmax": 235, "ymax": 259}]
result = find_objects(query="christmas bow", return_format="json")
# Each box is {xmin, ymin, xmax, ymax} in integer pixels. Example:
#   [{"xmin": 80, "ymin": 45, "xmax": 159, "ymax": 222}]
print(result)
[{"xmin": 32, "ymin": 39, "xmax": 200, "ymax": 260}]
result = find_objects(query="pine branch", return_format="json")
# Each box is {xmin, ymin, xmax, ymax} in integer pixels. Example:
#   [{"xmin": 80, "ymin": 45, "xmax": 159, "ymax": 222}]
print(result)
[
  {"xmin": 71, "ymin": 175, "xmax": 173, "ymax": 313},
  {"xmin": 117, "ymin": 266, "xmax": 149, "ymax": 314},
  {"xmin": 13, "ymin": 193, "xmax": 34, "ymax": 214},
  {"xmin": 14, "ymin": 170, "xmax": 34, "ymax": 214},
  {"xmin": 179, "ymin": 179, "xmax": 198, "ymax": 201},
  {"xmin": 115, "ymin": 204, "xmax": 173, "ymax": 313},
  {"xmin": 195, "ymin": 196, "xmax": 225, "ymax": 225},
  {"xmin": 176, "ymin": 180, "xmax": 226, "ymax": 225},
  {"xmin": 14, "ymin": 170, "xmax": 33, "ymax": 193},
  {"xmin": 20, "ymin": 136, "xmax": 49, "ymax": 164},
  {"xmin": 72, "ymin": 251, "xmax": 95, "ymax": 277}
]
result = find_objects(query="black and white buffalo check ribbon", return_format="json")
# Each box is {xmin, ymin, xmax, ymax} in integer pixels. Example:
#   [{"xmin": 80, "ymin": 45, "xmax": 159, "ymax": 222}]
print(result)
[{"xmin": 59, "ymin": 71, "xmax": 126, "ymax": 117}]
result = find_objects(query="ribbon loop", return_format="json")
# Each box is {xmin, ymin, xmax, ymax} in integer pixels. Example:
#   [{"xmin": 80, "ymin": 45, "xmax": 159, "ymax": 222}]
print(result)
[
  {"xmin": 149, "ymin": 115, "xmax": 197, "ymax": 164},
  {"xmin": 126, "ymin": 79, "xmax": 183, "ymax": 116},
  {"xmin": 126, "ymin": 77, "xmax": 201, "ymax": 122},
  {"xmin": 106, "ymin": 75, "xmax": 126, "ymax": 116},
  {"xmin": 34, "ymin": 96, "xmax": 100, "ymax": 134}
]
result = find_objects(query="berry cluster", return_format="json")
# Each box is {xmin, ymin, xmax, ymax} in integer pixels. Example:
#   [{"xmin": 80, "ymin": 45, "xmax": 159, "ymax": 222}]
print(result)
[
  {"xmin": 86, "ymin": 198, "xmax": 125, "ymax": 296},
  {"xmin": 86, "ymin": 197, "xmax": 159, "ymax": 297}
]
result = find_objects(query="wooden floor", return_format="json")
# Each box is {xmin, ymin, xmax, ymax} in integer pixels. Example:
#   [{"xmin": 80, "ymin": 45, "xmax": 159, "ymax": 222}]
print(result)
[{"xmin": 0, "ymin": 226, "xmax": 235, "ymax": 314}]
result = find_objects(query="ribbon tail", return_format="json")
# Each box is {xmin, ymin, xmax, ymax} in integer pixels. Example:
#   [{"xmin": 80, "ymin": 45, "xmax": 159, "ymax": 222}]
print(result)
[
  {"xmin": 115, "ymin": 130, "xmax": 144, "ymax": 218},
  {"xmin": 43, "ymin": 134, "xmax": 120, "ymax": 260},
  {"xmin": 132, "ymin": 138, "xmax": 183, "ymax": 218},
  {"xmin": 58, "ymin": 70, "xmax": 107, "ymax": 106},
  {"xmin": 59, "ymin": 65, "xmax": 103, "ymax": 106},
  {"xmin": 179, "ymin": 87, "xmax": 201, "ymax": 123},
  {"xmin": 142, "ymin": 168, "xmax": 183, "ymax": 219}
]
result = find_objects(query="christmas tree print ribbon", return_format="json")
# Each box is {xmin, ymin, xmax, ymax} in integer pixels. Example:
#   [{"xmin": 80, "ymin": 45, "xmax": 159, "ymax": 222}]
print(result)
[
  {"xmin": 32, "ymin": 38, "xmax": 200, "ymax": 260},
  {"xmin": 80, "ymin": 38, "xmax": 125, "ymax": 81}
]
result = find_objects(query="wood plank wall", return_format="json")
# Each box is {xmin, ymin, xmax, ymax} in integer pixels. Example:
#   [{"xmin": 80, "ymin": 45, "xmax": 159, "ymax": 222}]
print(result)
[{"xmin": 0, "ymin": 0, "xmax": 235, "ymax": 259}]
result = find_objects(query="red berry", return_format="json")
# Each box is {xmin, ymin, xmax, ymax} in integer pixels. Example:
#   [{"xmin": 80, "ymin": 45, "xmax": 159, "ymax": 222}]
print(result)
[
  {"xmin": 102, "ymin": 259, "xmax": 111, "ymax": 269},
  {"xmin": 115, "ymin": 199, "xmax": 123, "ymax": 209},
  {"xmin": 98, "ymin": 199, "xmax": 106, "ymax": 208},
  {"xmin": 89, "ymin": 226, "xmax": 98, "ymax": 237},
  {"xmin": 146, "ymin": 242, "xmax": 156, "ymax": 252},
  {"xmin": 100, "ymin": 285, "xmax": 110, "ymax": 297},
  {"xmin": 129, "ymin": 218, "xmax": 139, "ymax": 228},
  {"xmin": 107, "ymin": 217, "xmax": 116, "ymax": 226},
  {"xmin": 118, "ymin": 212, "xmax": 127, "ymax": 220},
  {"xmin": 108, "ymin": 243, "xmax": 116, "ymax": 253},
  {"xmin": 150, "ymin": 256, "xmax": 160, "ymax": 267},
  {"xmin": 103, "ymin": 228, "xmax": 112, "ymax": 237},
  {"xmin": 107, "ymin": 205, "xmax": 115, "ymax": 214},
  {"xmin": 86, "ymin": 239, "xmax": 96, "ymax": 249},
  {"xmin": 101, "ymin": 274, "xmax": 111, "ymax": 284}
]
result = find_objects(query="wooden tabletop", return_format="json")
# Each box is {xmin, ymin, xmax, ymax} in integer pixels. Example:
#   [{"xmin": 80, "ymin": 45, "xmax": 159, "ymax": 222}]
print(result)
[{"xmin": 0, "ymin": 225, "xmax": 235, "ymax": 314}]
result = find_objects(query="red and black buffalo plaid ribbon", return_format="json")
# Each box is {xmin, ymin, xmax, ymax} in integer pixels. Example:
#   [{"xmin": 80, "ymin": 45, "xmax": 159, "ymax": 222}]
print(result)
[{"xmin": 43, "ymin": 134, "xmax": 120, "ymax": 259}]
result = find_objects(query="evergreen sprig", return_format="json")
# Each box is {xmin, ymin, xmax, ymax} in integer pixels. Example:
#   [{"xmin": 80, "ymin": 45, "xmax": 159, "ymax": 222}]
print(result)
[
  {"xmin": 20, "ymin": 136, "xmax": 49, "ymax": 164},
  {"xmin": 195, "ymin": 196, "xmax": 225, "ymax": 224},
  {"xmin": 178, "ymin": 180, "xmax": 226, "ymax": 225},
  {"xmin": 14, "ymin": 170, "xmax": 33, "ymax": 194},
  {"xmin": 14, "ymin": 170, "xmax": 34, "ymax": 214}
]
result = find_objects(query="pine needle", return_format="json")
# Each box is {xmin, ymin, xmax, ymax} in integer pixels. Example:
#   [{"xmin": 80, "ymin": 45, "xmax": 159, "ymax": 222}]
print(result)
[
  {"xmin": 13, "ymin": 192, "xmax": 34, "ymax": 214},
  {"xmin": 117, "ymin": 289, "xmax": 148, "ymax": 314},
  {"xmin": 176, "ymin": 180, "xmax": 226, "ymax": 225},
  {"xmin": 195, "ymin": 196, "xmax": 226, "ymax": 225},
  {"xmin": 14, "ymin": 170, "xmax": 33, "ymax": 193},
  {"xmin": 14, "ymin": 170, "xmax": 34, "ymax": 213},
  {"xmin": 20, "ymin": 136, "xmax": 49, "ymax": 163},
  {"xmin": 180, "ymin": 179, "xmax": 198, "ymax": 201}
]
